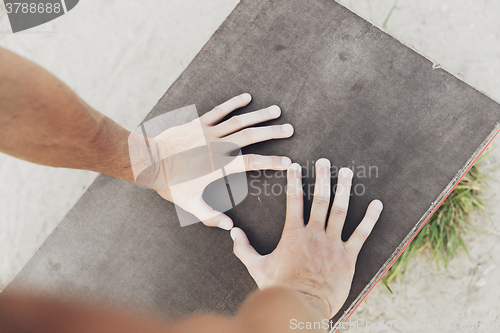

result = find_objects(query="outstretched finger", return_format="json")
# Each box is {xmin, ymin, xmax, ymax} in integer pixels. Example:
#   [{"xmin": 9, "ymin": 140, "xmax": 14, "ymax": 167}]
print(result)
[
  {"xmin": 308, "ymin": 158, "xmax": 332, "ymax": 231},
  {"xmin": 221, "ymin": 123, "xmax": 294, "ymax": 148},
  {"xmin": 326, "ymin": 168, "xmax": 353, "ymax": 238},
  {"xmin": 231, "ymin": 227, "xmax": 263, "ymax": 271},
  {"xmin": 188, "ymin": 198, "xmax": 234, "ymax": 230},
  {"xmin": 200, "ymin": 93, "xmax": 252, "ymax": 126},
  {"xmin": 213, "ymin": 105, "xmax": 282, "ymax": 137},
  {"xmin": 344, "ymin": 200, "xmax": 383, "ymax": 257},
  {"xmin": 222, "ymin": 154, "xmax": 292, "ymax": 175},
  {"xmin": 284, "ymin": 163, "xmax": 305, "ymax": 231}
]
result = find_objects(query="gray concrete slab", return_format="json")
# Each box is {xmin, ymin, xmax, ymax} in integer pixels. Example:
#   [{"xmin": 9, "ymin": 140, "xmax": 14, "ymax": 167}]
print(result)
[{"xmin": 4, "ymin": 0, "xmax": 500, "ymax": 324}]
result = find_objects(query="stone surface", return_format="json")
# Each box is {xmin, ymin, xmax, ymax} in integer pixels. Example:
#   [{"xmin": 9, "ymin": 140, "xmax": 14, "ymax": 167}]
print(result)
[{"xmin": 3, "ymin": 0, "xmax": 500, "ymax": 325}]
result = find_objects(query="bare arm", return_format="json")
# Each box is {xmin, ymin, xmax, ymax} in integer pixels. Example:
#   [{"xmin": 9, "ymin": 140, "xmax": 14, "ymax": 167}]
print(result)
[
  {"xmin": 0, "ymin": 287, "xmax": 324, "ymax": 333},
  {"xmin": 0, "ymin": 46, "xmax": 134, "ymax": 182}
]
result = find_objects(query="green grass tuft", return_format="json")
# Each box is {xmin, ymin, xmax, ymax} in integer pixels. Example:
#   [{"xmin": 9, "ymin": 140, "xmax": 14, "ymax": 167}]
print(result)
[
  {"xmin": 382, "ymin": 0, "xmax": 398, "ymax": 29},
  {"xmin": 383, "ymin": 150, "xmax": 492, "ymax": 287}
]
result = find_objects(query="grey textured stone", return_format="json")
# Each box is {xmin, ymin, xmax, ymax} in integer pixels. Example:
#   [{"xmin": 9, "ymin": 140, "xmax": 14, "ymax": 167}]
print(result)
[{"xmin": 5, "ymin": 0, "xmax": 500, "ymax": 324}]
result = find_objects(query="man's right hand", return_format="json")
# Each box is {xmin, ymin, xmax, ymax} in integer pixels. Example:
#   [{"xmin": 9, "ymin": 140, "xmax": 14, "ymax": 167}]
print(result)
[{"xmin": 230, "ymin": 159, "xmax": 383, "ymax": 318}]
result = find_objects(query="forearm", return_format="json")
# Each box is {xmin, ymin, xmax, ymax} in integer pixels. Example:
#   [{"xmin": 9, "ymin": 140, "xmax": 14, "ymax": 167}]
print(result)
[
  {"xmin": 171, "ymin": 287, "xmax": 328, "ymax": 332},
  {"xmin": 0, "ymin": 292, "xmax": 168, "ymax": 333},
  {"xmin": 231, "ymin": 287, "xmax": 328, "ymax": 332},
  {"xmin": 0, "ymin": 287, "xmax": 327, "ymax": 333},
  {"xmin": 0, "ymin": 47, "xmax": 133, "ymax": 182}
]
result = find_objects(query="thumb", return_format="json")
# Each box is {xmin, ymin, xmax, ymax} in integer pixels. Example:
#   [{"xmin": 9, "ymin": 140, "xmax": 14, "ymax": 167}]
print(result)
[
  {"xmin": 230, "ymin": 227, "xmax": 262, "ymax": 269},
  {"xmin": 189, "ymin": 199, "xmax": 233, "ymax": 230}
]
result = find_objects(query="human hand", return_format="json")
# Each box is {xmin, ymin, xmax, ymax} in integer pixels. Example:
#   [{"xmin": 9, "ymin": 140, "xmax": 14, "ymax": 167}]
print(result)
[
  {"xmin": 143, "ymin": 93, "xmax": 293, "ymax": 229},
  {"xmin": 230, "ymin": 159, "xmax": 383, "ymax": 318}
]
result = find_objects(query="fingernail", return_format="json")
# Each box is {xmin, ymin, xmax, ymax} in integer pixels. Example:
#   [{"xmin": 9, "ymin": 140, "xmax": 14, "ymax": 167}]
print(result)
[
  {"xmin": 218, "ymin": 220, "xmax": 232, "ymax": 230},
  {"xmin": 282, "ymin": 157, "xmax": 292, "ymax": 167},
  {"xmin": 317, "ymin": 158, "xmax": 330, "ymax": 167},
  {"xmin": 230, "ymin": 228, "xmax": 237, "ymax": 240},
  {"xmin": 289, "ymin": 163, "xmax": 301, "ymax": 171},
  {"xmin": 269, "ymin": 105, "xmax": 281, "ymax": 117},
  {"xmin": 282, "ymin": 124, "xmax": 293, "ymax": 133},
  {"xmin": 373, "ymin": 200, "xmax": 383, "ymax": 211},
  {"xmin": 340, "ymin": 168, "xmax": 353, "ymax": 177},
  {"xmin": 241, "ymin": 93, "xmax": 251, "ymax": 101}
]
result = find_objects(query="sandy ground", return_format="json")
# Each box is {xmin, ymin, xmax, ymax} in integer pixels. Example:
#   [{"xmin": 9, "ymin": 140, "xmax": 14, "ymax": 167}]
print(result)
[{"xmin": 0, "ymin": 0, "xmax": 499, "ymax": 332}]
